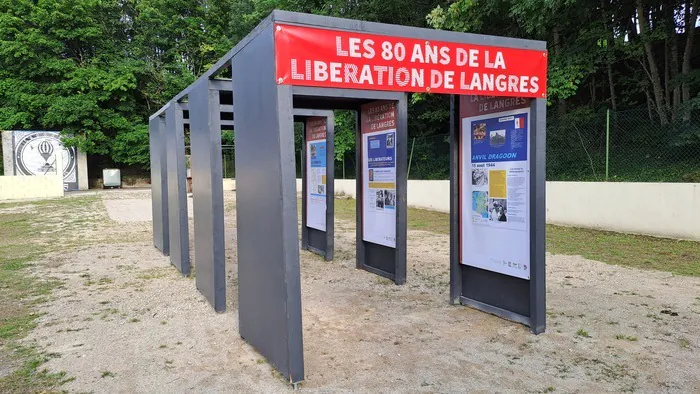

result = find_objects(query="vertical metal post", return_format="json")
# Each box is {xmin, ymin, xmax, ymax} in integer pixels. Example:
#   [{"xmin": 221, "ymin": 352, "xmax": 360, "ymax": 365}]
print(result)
[
  {"xmin": 149, "ymin": 116, "xmax": 167, "ymax": 254},
  {"xmin": 158, "ymin": 116, "xmax": 170, "ymax": 255},
  {"xmin": 189, "ymin": 79, "xmax": 226, "ymax": 312},
  {"xmin": 407, "ymin": 137, "xmax": 415, "ymax": 180},
  {"xmin": 325, "ymin": 114, "xmax": 335, "ymax": 261},
  {"xmin": 166, "ymin": 102, "xmax": 190, "ymax": 275},
  {"xmin": 449, "ymin": 95, "xmax": 462, "ymax": 304},
  {"xmin": 300, "ymin": 121, "xmax": 309, "ymax": 251},
  {"xmin": 529, "ymin": 98, "xmax": 547, "ymax": 334},
  {"xmin": 355, "ymin": 110, "xmax": 364, "ymax": 270},
  {"xmin": 605, "ymin": 109, "xmax": 610, "ymax": 182},
  {"xmin": 394, "ymin": 95, "xmax": 408, "ymax": 285}
]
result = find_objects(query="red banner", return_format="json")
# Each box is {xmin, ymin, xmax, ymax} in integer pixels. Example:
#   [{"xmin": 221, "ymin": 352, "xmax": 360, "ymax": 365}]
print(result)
[
  {"xmin": 361, "ymin": 101, "xmax": 397, "ymax": 134},
  {"xmin": 275, "ymin": 24, "xmax": 547, "ymax": 98}
]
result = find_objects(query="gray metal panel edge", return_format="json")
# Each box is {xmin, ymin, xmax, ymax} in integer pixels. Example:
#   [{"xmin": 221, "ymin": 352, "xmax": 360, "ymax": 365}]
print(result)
[
  {"xmin": 271, "ymin": 10, "xmax": 546, "ymax": 51},
  {"xmin": 149, "ymin": 14, "xmax": 274, "ymax": 120}
]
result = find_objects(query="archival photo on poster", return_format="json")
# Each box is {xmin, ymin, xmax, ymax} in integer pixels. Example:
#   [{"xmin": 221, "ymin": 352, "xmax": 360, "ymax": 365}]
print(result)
[
  {"xmin": 361, "ymin": 101, "xmax": 397, "ymax": 248},
  {"xmin": 306, "ymin": 117, "xmax": 327, "ymax": 232},
  {"xmin": 460, "ymin": 95, "xmax": 531, "ymax": 280}
]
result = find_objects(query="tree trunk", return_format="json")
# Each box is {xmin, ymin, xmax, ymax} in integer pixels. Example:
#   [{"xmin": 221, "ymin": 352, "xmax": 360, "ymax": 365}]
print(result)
[
  {"xmin": 637, "ymin": 0, "xmax": 669, "ymax": 125},
  {"xmin": 552, "ymin": 28, "xmax": 567, "ymax": 118},
  {"xmin": 681, "ymin": 0, "xmax": 698, "ymax": 121},
  {"xmin": 665, "ymin": 0, "xmax": 680, "ymax": 120},
  {"xmin": 601, "ymin": 0, "xmax": 618, "ymax": 111}
]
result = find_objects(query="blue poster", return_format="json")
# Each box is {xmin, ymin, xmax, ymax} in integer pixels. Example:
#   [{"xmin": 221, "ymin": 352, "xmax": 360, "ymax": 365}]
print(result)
[
  {"xmin": 470, "ymin": 114, "xmax": 528, "ymax": 163},
  {"xmin": 309, "ymin": 141, "xmax": 326, "ymax": 197},
  {"xmin": 367, "ymin": 132, "xmax": 396, "ymax": 169}
]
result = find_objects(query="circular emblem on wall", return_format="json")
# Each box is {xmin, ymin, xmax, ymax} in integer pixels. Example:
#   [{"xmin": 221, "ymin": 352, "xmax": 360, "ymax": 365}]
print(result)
[{"xmin": 14, "ymin": 132, "xmax": 76, "ymax": 182}]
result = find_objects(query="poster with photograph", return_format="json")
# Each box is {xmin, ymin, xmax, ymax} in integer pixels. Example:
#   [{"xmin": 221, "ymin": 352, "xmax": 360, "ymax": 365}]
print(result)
[
  {"xmin": 361, "ymin": 101, "xmax": 397, "ymax": 248},
  {"xmin": 306, "ymin": 117, "xmax": 327, "ymax": 231},
  {"xmin": 460, "ymin": 95, "xmax": 531, "ymax": 279}
]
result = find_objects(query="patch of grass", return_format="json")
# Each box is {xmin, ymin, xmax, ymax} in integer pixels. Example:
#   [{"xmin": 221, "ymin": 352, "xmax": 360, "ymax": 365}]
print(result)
[
  {"xmin": 576, "ymin": 329, "xmax": 591, "ymax": 338},
  {"xmin": 332, "ymin": 196, "xmax": 700, "ymax": 276},
  {"xmin": 0, "ymin": 200, "xmax": 99, "ymax": 391},
  {"xmin": 615, "ymin": 334, "xmax": 638, "ymax": 341},
  {"xmin": 136, "ymin": 268, "xmax": 169, "ymax": 280},
  {"xmin": 100, "ymin": 371, "xmax": 116, "ymax": 378},
  {"xmin": 548, "ymin": 225, "xmax": 700, "ymax": 276},
  {"xmin": 128, "ymin": 318, "xmax": 140, "ymax": 323},
  {"xmin": 679, "ymin": 338, "xmax": 691, "ymax": 348},
  {"xmin": 159, "ymin": 344, "xmax": 168, "ymax": 349}
]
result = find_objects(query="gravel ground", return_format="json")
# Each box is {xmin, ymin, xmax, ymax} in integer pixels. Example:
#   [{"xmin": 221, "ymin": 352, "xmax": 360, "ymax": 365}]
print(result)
[{"xmin": 24, "ymin": 190, "xmax": 700, "ymax": 393}]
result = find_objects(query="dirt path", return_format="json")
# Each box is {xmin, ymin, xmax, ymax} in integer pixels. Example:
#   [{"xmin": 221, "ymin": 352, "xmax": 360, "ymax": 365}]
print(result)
[{"xmin": 24, "ymin": 190, "xmax": 700, "ymax": 392}]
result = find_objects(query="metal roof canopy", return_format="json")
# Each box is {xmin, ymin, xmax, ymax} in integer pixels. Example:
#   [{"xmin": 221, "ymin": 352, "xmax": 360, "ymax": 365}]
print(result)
[{"xmin": 148, "ymin": 10, "xmax": 547, "ymax": 387}]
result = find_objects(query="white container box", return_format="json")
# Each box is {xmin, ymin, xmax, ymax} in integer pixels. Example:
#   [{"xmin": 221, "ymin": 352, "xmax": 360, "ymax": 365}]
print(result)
[{"xmin": 103, "ymin": 168, "xmax": 121, "ymax": 188}]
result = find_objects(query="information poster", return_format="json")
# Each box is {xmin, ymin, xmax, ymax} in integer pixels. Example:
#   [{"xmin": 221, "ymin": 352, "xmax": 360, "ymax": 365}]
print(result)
[
  {"xmin": 460, "ymin": 96, "xmax": 531, "ymax": 279},
  {"xmin": 306, "ymin": 117, "xmax": 327, "ymax": 231},
  {"xmin": 361, "ymin": 101, "xmax": 397, "ymax": 248}
]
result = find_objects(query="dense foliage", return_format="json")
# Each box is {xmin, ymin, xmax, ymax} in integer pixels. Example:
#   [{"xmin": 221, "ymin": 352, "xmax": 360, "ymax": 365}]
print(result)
[{"xmin": 0, "ymin": 0, "xmax": 698, "ymax": 180}]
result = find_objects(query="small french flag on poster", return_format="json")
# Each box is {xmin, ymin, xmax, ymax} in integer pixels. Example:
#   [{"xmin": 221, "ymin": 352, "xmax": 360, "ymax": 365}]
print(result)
[{"xmin": 515, "ymin": 116, "xmax": 525, "ymax": 129}]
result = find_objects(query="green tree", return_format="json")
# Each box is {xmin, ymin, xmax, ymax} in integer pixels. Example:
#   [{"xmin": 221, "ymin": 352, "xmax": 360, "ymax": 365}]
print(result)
[{"xmin": 0, "ymin": 0, "xmax": 143, "ymax": 155}]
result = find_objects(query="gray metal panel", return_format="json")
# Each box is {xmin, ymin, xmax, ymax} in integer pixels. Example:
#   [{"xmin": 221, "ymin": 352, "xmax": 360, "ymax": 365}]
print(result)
[
  {"xmin": 272, "ymin": 10, "xmax": 547, "ymax": 50},
  {"xmin": 448, "ymin": 96, "xmax": 461, "ymax": 303},
  {"xmin": 529, "ymin": 98, "xmax": 547, "ymax": 334},
  {"xmin": 149, "ymin": 117, "xmax": 165, "ymax": 253},
  {"xmin": 165, "ymin": 103, "xmax": 190, "ymax": 275},
  {"xmin": 232, "ymin": 24, "xmax": 304, "ymax": 384},
  {"xmin": 394, "ymin": 95, "xmax": 408, "ymax": 285},
  {"xmin": 189, "ymin": 79, "xmax": 226, "ymax": 312},
  {"xmin": 158, "ymin": 116, "xmax": 170, "ymax": 255}
]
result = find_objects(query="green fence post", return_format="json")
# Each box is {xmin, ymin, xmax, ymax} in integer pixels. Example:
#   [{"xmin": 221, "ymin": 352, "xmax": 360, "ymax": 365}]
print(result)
[
  {"xmin": 407, "ymin": 137, "xmax": 416, "ymax": 180},
  {"xmin": 605, "ymin": 109, "xmax": 610, "ymax": 181}
]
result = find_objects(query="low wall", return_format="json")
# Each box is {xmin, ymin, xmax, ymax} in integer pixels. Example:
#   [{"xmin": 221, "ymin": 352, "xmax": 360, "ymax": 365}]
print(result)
[
  {"xmin": 293, "ymin": 179, "xmax": 700, "ymax": 241},
  {"xmin": 546, "ymin": 182, "xmax": 700, "ymax": 241},
  {"xmin": 0, "ymin": 175, "xmax": 64, "ymax": 200}
]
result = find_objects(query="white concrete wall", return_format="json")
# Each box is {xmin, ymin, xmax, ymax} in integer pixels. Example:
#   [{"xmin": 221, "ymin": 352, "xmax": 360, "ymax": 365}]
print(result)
[
  {"xmin": 0, "ymin": 153, "xmax": 64, "ymax": 200},
  {"xmin": 1, "ymin": 131, "xmax": 12, "ymax": 175},
  {"xmin": 77, "ymin": 150, "xmax": 89, "ymax": 190},
  {"xmin": 546, "ymin": 182, "xmax": 700, "ymax": 241},
  {"xmin": 292, "ymin": 178, "xmax": 700, "ymax": 241},
  {"xmin": 0, "ymin": 175, "xmax": 64, "ymax": 200}
]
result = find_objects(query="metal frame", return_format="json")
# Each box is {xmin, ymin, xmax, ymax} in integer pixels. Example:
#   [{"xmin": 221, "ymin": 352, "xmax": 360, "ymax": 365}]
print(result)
[
  {"xmin": 449, "ymin": 97, "xmax": 547, "ymax": 334},
  {"xmin": 149, "ymin": 116, "xmax": 169, "ymax": 255},
  {"xmin": 355, "ymin": 97, "xmax": 408, "ymax": 285},
  {"xmin": 189, "ymin": 79, "xmax": 226, "ymax": 311},
  {"xmin": 148, "ymin": 9, "xmax": 546, "ymax": 386},
  {"xmin": 165, "ymin": 103, "xmax": 190, "ymax": 275},
  {"xmin": 295, "ymin": 109, "xmax": 335, "ymax": 261}
]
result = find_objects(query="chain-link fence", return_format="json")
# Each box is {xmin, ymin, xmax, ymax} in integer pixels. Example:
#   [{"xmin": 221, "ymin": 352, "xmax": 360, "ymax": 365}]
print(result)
[
  {"xmin": 548, "ymin": 107, "xmax": 700, "ymax": 182},
  {"xmin": 215, "ymin": 106, "xmax": 700, "ymax": 183}
]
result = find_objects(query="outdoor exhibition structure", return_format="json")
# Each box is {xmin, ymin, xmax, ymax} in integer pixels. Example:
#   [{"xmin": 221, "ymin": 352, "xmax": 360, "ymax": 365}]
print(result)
[{"xmin": 148, "ymin": 11, "xmax": 547, "ymax": 386}]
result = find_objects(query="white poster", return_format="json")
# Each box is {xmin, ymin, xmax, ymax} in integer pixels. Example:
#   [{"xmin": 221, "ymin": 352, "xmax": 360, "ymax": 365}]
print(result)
[
  {"xmin": 361, "ymin": 101, "xmax": 397, "ymax": 248},
  {"xmin": 461, "ymin": 97, "xmax": 531, "ymax": 279},
  {"xmin": 306, "ymin": 118, "xmax": 327, "ymax": 231}
]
